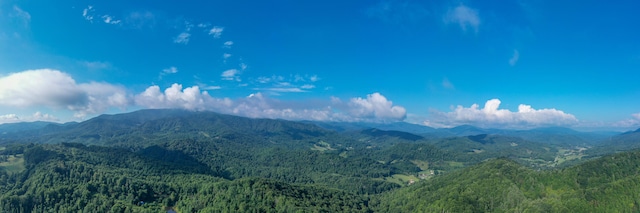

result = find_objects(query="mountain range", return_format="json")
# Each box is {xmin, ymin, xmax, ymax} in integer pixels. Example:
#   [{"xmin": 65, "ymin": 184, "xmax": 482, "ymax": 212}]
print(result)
[{"xmin": 0, "ymin": 109, "xmax": 639, "ymax": 212}]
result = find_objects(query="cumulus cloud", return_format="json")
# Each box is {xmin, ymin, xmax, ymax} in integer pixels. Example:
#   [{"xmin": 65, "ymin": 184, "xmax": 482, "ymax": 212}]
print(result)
[
  {"xmin": 347, "ymin": 93, "xmax": 407, "ymax": 121},
  {"xmin": 134, "ymin": 84, "xmax": 405, "ymax": 122},
  {"xmin": 0, "ymin": 112, "xmax": 58, "ymax": 124},
  {"xmin": 0, "ymin": 69, "xmax": 129, "ymax": 118},
  {"xmin": 425, "ymin": 99, "xmax": 578, "ymax": 128},
  {"xmin": 509, "ymin": 49, "xmax": 520, "ymax": 66},
  {"xmin": 174, "ymin": 32, "xmax": 191, "ymax": 44},
  {"xmin": 0, "ymin": 114, "xmax": 20, "ymax": 123},
  {"xmin": 445, "ymin": 4, "xmax": 480, "ymax": 33},
  {"xmin": 209, "ymin": 26, "xmax": 224, "ymax": 38},
  {"xmin": 0, "ymin": 69, "xmax": 405, "ymax": 123},
  {"xmin": 134, "ymin": 84, "xmax": 232, "ymax": 111}
]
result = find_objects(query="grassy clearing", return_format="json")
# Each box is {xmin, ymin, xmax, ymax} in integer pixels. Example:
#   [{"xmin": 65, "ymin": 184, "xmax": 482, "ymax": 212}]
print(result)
[
  {"xmin": 0, "ymin": 154, "xmax": 25, "ymax": 174},
  {"xmin": 384, "ymin": 174, "xmax": 418, "ymax": 185},
  {"xmin": 311, "ymin": 141, "xmax": 335, "ymax": 152},
  {"xmin": 447, "ymin": 161, "xmax": 465, "ymax": 168},
  {"xmin": 411, "ymin": 160, "xmax": 429, "ymax": 171}
]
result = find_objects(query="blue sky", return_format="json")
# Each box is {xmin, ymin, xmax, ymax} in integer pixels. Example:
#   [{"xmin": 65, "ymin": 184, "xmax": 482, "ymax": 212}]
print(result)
[{"xmin": 1, "ymin": 0, "xmax": 639, "ymax": 131}]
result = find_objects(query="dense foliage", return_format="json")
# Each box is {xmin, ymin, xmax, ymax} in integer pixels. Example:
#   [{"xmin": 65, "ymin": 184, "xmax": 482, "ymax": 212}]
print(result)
[{"xmin": 0, "ymin": 109, "xmax": 638, "ymax": 212}]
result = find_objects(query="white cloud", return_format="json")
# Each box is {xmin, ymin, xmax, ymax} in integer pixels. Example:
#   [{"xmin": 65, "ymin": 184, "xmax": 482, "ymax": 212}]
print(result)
[
  {"xmin": 366, "ymin": 1, "xmax": 429, "ymax": 24},
  {"xmin": 221, "ymin": 69, "xmax": 240, "ymax": 81},
  {"xmin": 82, "ymin": 61, "xmax": 111, "ymax": 70},
  {"xmin": 0, "ymin": 114, "xmax": 20, "ymax": 123},
  {"xmin": 442, "ymin": 78, "xmax": 454, "ymax": 89},
  {"xmin": 209, "ymin": 26, "xmax": 224, "ymax": 38},
  {"xmin": 82, "ymin": 6, "xmax": 94, "ymax": 22},
  {"xmin": 310, "ymin": 75, "xmax": 320, "ymax": 82},
  {"xmin": 125, "ymin": 10, "xmax": 157, "ymax": 29},
  {"xmin": 102, "ymin": 15, "xmax": 121, "ymax": 24},
  {"xmin": 31, "ymin": 112, "xmax": 58, "ymax": 122},
  {"xmin": 223, "ymin": 41, "xmax": 233, "ymax": 48},
  {"xmin": 197, "ymin": 23, "xmax": 210, "ymax": 28},
  {"xmin": 159, "ymin": 67, "xmax": 178, "ymax": 80},
  {"xmin": 11, "ymin": 5, "xmax": 31, "ymax": 27},
  {"xmin": 301, "ymin": 84, "xmax": 315, "ymax": 89},
  {"xmin": 203, "ymin": 86, "xmax": 221, "ymax": 90},
  {"xmin": 135, "ymin": 84, "xmax": 232, "ymax": 111},
  {"xmin": 509, "ymin": 49, "xmax": 520, "ymax": 66},
  {"xmin": 174, "ymin": 32, "xmax": 191, "ymax": 44},
  {"xmin": 134, "ymin": 85, "xmax": 405, "ymax": 123},
  {"xmin": 445, "ymin": 4, "xmax": 480, "ymax": 33},
  {"xmin": 425, "ymin": 99, "xmax": 578, "ymax": 128},
  {"xmin": 223, "ymin": 53, "xmax": 232, "ymax": 60},
  {"xmin": 0, "ymin": 112, "xmax": 58, "ymax": 124},
  {"xmin": 0, "ymin": 69, "xmax": 129, "ymax": 118},
  {"xmin": 347, "ymin": 93, "xmax": 407, "ymax": 121},
  {"xmin": 258, "ymin": 88, "xmax": 307, "ymax": 93},
  {"xmin": 163, "ymin": 66, "xmax": 178, "ymax": 74}
]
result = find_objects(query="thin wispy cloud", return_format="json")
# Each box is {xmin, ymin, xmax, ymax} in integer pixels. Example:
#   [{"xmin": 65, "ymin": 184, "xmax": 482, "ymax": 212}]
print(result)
[
  {"xmin": 223, "ymin": 53, "xmax": 232, "ymax": 61},
  {"xmin": 509, "ymin": 49, "xmax": 520, "ymax": 66},
  {"xmin": 159, "ymin": 66, "xmax": 178, "ymax": 80},
  {"xmin": 258, "ymin": 87, "xmax": 307, "ymax": 93},
  {"xmin": 366, "ymin": 0, "xmax": 429, "ymax": 24},
  {"xmin": 11, "ymin": 5, "xmax": 31, "ymax": 27},
  {"xmin": 125, "ymin": 10, "xmax": 157, "ymax": 29},
  {"xmin": 203, "ymin": 85, "xmax": 221, "ymax": 90},
  {"xmin": 82, "ymin": 61, "xmax": 111, "ymax": 70},
  {"xmin": 174, "ymin": 32, "xmax": 191, "ymax": 44},
  {"xmin": 442, "ymin": 78, "xmax": 455, "ymax": 89},
  {"xmin": 223, "ymin": 41, "xmax": 234, "ymax": 48},
  {"xmin": 221, "ymin": 69, "xmax": 240, "ymax": 81},
  {"xmin": 102, "ymin": 15, "xmax": 121, "ymax": 25},
  {"xmin": 82, "ymin": 6, "xmax": 95, "ymax": 22},
  {"xmin": 162, "ymin": 66, "xmax": 178, "ymax": 74},
  {"xmin": 445, "ymin": 4, "xmax": 480, "ymax": 33},
  {"xmin": 301, "ymin": 84, "xmax": 316, "ymax": 89},
  {"xmin": 209, "ymin": 26, "xmax": 224, "ymax": 38}
]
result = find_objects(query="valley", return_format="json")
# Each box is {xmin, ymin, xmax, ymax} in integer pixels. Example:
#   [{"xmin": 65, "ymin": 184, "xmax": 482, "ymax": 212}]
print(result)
[{"xmin": 0, "ymin": 109, "xmax": 638, "ymax": 212}]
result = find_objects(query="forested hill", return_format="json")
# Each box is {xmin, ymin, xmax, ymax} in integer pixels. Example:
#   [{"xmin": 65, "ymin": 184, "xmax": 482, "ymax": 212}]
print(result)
[
  {"xmin": 1, "ymin": 109, "xmax": 333, "ymax": 146},
  {"xmin": 375, "ymin": 149, "xmax": 640, "ymax": 212},
  {"xmin": 0, "ymin": 109, "xmax": 639, "ymax": 212}
]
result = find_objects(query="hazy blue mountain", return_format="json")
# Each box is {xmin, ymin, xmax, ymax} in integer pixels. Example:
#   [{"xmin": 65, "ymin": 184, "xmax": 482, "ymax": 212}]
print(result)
[
  {"xmin": 0, "ymin": 121, "xmax": 58, "ymax": 134},
  {"xmin": 588, "ymin": 128, "xmax": 640, "ymax": 155},
  {"xmin": 1, "ymin": 109, "xmax": 334, "ymax": 146},
  {"xmin": 304, "ymin": 121, "xmax": 437, "ymax": 134},
  {"xmin": 360, "ymin": 128, "xmax": 425, "ymax": 141}
]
